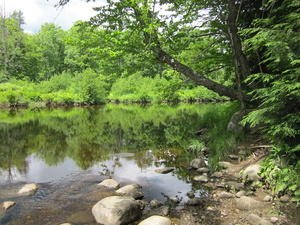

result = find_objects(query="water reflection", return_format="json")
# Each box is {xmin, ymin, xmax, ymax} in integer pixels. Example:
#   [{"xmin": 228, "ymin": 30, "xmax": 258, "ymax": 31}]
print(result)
[
  {"xmin": 0, "ymin": 103, "xmax": 238, "ymax": 224},
  {"xmin": 0, "ymin": 103, "xmax": 235, "ymax": 186}
]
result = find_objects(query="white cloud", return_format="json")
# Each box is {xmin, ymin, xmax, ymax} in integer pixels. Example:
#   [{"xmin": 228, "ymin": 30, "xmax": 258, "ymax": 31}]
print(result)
[{"xmin": 0, "ymin": 0, "xmax": 105, "ymax": 33}]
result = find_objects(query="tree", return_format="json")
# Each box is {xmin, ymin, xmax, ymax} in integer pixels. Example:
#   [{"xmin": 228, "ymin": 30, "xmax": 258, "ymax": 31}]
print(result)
[
  {"xmin": 34, "ymin": 23, "xmax": 66, "ymax": 81},
  {"xmin": 0, "ymin": 8, "xmax": 25, "ymax": 81},
  {"xmin": 57, "ymin": 0, "xmax": 254, "ymax": 103}
]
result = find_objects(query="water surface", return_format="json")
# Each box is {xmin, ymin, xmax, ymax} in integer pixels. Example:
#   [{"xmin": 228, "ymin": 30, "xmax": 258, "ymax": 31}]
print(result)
[{"xmin": 0, "ymin": 103, "xmax": 233, "ymax": 224}]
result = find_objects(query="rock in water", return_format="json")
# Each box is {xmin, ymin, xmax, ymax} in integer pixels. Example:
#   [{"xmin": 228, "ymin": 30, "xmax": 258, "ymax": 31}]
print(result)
[
  {"xmin": 116, "ymin": 183, "xmax": 144, "ymax": 199},
  {"xmin": 138, "ymin": 215, "xmax": 172, "ymax": 225},
  {"xmin": 2, "ymin": 201, "xmax": 15, "ymax": 210},
  {"xmin": 154, "ymin": 167, "xmax": 174, "ymax": 174},
  {"xmin": 18, "ymin": 183, "xmax": 38, "ymax": 196},
  {"xmin": 98, "ymin": 179, "xmax": 120, "ymax": 189},
  {"xmin": 92, "ymin": 196, "xmax": 142, "ymax": 225},
  {"xmin": 194, "ymin": 174, "xmax": 208, "ymax": 182}
]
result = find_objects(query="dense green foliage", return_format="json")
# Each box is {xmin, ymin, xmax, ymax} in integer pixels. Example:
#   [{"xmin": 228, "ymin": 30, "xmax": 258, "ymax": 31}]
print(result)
[{"xmin": 0, "ymin": 0, "xmax": 299, "ymax": 201}]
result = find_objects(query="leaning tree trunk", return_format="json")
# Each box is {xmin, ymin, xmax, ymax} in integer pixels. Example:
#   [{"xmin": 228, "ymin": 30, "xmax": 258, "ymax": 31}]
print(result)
[{"xmin": 132, "ymin": 4, "xmax": 254, "ymax": 104}]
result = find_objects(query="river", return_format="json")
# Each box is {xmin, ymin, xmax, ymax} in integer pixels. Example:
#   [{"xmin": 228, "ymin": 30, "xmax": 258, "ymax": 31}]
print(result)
[{"xmin": 0, "ymin": 102, "xmax": 236, "ymax": 224}]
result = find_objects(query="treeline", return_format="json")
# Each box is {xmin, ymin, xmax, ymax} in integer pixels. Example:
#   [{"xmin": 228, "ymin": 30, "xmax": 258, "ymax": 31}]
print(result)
[{"xmin": 0, "ymin": 16, "xmax": 228, "ymax": 106}]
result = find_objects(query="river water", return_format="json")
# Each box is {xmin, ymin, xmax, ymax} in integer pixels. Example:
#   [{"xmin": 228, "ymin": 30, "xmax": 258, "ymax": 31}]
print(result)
[{"xmin": 0, "ymin": 103, "xmax": 234, "ymax": 224}]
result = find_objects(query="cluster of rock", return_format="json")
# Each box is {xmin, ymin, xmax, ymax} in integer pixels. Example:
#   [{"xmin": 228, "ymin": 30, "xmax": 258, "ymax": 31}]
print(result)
[
  {"xmin": 92, "ymin": 179, "xmax": 173, "ymax": 225},
  {"xmin": 189, "ymin": 156, "xmax": 290, "ymax": 225}
]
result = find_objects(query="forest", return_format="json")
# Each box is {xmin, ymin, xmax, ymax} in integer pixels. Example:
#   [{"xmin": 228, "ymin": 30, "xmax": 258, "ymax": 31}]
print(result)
[{"xmin": 0, "ymin": 0, "xmax": 299, "ymax": 201}]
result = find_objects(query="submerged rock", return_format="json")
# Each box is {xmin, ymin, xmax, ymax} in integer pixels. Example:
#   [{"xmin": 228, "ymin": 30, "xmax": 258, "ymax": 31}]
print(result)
[
  {"xmin": 92, "ymin": 196, "xmax": 142, "ymax": 225},
  {"xmin": 98, "ymin": 179, "xmax": 120, "ymax": 189},
  {"xmin": 18, "ymin": 183, "xmax": 38, "ymax": 196},
  {"xmin": 154, "ymin": 167, "xmax": 174, "ymax": 174},
  {"xmin": 138, "ymin": 215, "xmax": 171, "ymax": 225}
]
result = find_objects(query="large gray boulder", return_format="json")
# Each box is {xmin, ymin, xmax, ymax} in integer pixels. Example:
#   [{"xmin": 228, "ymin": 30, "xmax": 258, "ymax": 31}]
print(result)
[
  {"xmin": 92, "ymin": 196, "xmax": 142, "ymax": 225},
  {"xmin": 138, "ymin": 215, "xmax": 172, "ymax": 225}
]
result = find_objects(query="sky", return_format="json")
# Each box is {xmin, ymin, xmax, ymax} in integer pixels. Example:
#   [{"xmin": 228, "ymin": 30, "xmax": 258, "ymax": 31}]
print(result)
[{"xmin": 0, "ymin": 0, "xmax": 106, "ymax": 33}]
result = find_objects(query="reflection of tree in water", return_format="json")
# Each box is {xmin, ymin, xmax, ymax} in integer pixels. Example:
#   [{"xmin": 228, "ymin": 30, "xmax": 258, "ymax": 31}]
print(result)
[
  {"xmin": 0, "ymin": 123, "xmax": 30, "ymax": 182},
  {"xmin": 0, "ymin": 103, "xmax": 236, "ymax": 177}
]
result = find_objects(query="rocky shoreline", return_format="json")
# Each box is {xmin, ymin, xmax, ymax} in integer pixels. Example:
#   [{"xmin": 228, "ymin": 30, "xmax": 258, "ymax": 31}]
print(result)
[{"xmin": 1, "ymin": 144, "xmax": 299, "ymax": 225}]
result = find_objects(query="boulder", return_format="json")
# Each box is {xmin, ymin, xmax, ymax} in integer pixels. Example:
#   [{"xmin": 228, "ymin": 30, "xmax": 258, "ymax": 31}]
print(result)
[
  {"xmin": 190, "ymin": 158, "xmax": 206, "ymax": 169},
  {"xmin": 194, "ymin": 174, "xmax": 208, "ymax": 182},
  {"xmin": 227, "ymin": 110, "xmax": 245, "ymax": 132},
  {"xmin": 154, "ymin": 167, "xmax": 174, "ymax": 174},
  {"xmin": 92, "ymin": 196, "xmax": 142, "ymax": 225},
  {"xmin": 18, "ymin": 183, "xmax": 38, "ymax": 196},
  {"xmin": 235, "ymin": 196, "xmax": 264, "ymax": 210},
  {"xmin": 242, "ymin": 164, "xmax": 261, "ymax": 181},
  {"xmin": 116, "ymin": 184, "xmax": 144, "ymax": 199},
  {"xmin": 138, "ymin": 215, "xmax": 171, "ymax": 225},
  {"xmin": 98, "ymin": 179, "xmax": 120, "ymax": 189}
]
